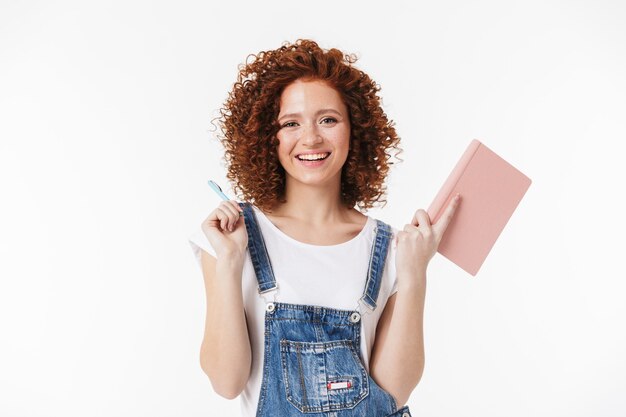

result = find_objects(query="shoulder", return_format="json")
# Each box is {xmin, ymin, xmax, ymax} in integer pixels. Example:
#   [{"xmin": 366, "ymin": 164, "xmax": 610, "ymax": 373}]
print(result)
[{"xmin": 371, "ymin": 217, "xmax": 398, "ymax": 240}]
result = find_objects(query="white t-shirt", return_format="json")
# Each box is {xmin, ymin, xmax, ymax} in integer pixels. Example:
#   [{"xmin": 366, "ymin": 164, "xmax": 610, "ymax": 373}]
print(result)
[{"xmin": 188, "ymin": 205, "xmax": 399, "ymax": 417}]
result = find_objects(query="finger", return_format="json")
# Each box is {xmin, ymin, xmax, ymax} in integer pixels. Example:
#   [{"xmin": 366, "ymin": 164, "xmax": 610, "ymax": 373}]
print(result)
[
  {"xmin": 432, "ymin": 194, "xmax": 461, "ymax": 238},
  {"xmin": 411, "ymin": 209, "xmax": 433, "ymax": 232},
  {"xmin": 228, "ymin": 200, "xmax": 244, "ymax": 217},
  {"xmin": 214, "ymin": 207, "xmax": 231, "ymax": 231},
  {"xmin": 393, "ymin": 231, "xmax": 403, "ymax": 246},
  {"xmin": 220, "ymin": 200, "xmax": 239, "ymax": 217},
  {"xmin": 220, "ymin": 202, "xmax": 240, "ymax": 231},
  {"xmin": 395, "ymin": 230, "xmax": 408, "ymax": 243}
]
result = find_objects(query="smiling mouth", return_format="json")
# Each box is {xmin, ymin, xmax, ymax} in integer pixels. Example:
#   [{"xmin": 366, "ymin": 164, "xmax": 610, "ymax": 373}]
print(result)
[{"xmin": 296, "ymin": 152, "xmax": 331, "ymax": 161}]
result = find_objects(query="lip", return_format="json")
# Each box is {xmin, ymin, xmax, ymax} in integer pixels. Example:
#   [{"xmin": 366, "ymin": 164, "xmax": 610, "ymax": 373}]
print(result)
[
  {"xmin": 295, "ymin": 150, "xmax": 332, "ymax": 158},
  {"xmin": 295, "ymin": 153, "xmax": 330, "ymax": 168}
]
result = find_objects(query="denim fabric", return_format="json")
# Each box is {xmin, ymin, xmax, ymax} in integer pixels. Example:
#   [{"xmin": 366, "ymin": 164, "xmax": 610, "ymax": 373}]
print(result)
[{"xmin": 239, "ymin": 202, "xmax": 413, "ymax": 417}]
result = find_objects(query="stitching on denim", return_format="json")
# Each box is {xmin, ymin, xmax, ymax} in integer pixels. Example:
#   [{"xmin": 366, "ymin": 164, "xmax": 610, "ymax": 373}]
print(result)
[
  {"xmin": 361, "ymin": 222, "xmax": 379, "ymax": 310},
  {"xmin": 247, "ymin": 203, "xmax": 278, "ymax": 293},
  {"xmin": 269, "ymin": 301, "xmax": 357, "ymax": 317},
  {"xmin": 255, "ymin": 315, "xmax": 272, "ymax": 417},
  {"xmin": 281, "ymin": 338, "xmax": 354, "ymax": 352},
  {"xmin": 280, "ymin": 338, "xmax": 296, "ymax": 407},
  {"xmin": 243, "ymin": 203, "xmax": 268, "ymax": 294},
  {"xmin": 362, "ymin": 220, "xmax": 391, "ymax": 310},
  {"xmin": 296, "ymin": 344, "xmax": 309, "ymax": 409},
  {"xmin": 268, "ymin": 317, "xmax": 354, "ymax": 326},
  {"xmin": 279, "ymin": 338, "xmax": 369, "ymax": 413}
]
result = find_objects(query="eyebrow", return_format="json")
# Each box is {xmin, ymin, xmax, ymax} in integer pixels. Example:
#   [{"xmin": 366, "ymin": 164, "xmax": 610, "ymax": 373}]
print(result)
[{"xmin": 277, "ymin": 108, "xmax": 342, "ymax": 122}]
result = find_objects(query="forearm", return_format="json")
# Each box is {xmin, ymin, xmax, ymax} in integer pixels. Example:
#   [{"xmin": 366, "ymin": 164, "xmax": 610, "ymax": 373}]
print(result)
[
  {"xmin": 200, "ymin": 253, "xmax": 251, "ymax": 398},
  {"xmin": 371, "ymin": 269, "xmax": 427, "ymax": 405}
]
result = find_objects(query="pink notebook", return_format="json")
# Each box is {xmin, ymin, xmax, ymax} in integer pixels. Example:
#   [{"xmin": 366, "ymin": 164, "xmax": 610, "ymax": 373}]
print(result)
[{"xmin": 427, "ymin": 139, "xmax": 532, "ymax": 276}]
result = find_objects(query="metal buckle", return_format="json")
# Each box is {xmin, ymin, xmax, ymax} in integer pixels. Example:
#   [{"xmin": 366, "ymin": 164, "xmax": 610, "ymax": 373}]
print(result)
[
  {"xmin": 351, "ymin": 297, "xmax": 374, "ymax": 321},
  {"xmin": 261, "ymin": 285, "xmax": 280, "ymax": 310}
]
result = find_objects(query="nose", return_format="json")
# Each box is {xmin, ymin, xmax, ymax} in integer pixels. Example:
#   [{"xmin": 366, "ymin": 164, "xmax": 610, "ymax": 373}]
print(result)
[{"xmin": 300, "ymin": 123, "xmax": 323, "ymax": 146}]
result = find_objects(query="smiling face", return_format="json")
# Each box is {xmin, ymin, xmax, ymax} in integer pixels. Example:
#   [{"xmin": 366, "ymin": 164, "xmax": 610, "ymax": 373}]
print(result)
[{"xmin": 276, "ymin": 79, "xmax": 351, "ymax": 188}]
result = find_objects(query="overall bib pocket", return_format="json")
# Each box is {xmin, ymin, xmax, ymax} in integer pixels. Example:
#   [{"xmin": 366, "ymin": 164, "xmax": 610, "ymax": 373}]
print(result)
[{"xmin": 280, "ymin": 338, "xmax": 369, "ymax": 413}]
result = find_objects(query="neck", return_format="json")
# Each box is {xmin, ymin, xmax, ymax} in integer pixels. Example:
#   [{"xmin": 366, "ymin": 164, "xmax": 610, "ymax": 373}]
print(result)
[{"xmin": 268, "ymin": 176, "xmax": 353, "ymax": 225}]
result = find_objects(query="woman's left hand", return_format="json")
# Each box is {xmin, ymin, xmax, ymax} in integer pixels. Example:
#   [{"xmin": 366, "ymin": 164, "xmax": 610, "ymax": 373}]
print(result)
[{"xmin": 395, "ymin": 194, "xmax": 461, "ymax": 282}]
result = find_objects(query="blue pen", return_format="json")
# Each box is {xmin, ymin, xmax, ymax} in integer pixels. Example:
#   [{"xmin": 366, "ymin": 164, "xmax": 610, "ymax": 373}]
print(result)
[
  {"xmin": 208, "ymin": 180, "xmax": 242, "ymax": 217},
  {"xmin": 208, "ymin": 180, "xmax": 230, "ymax": 201}
]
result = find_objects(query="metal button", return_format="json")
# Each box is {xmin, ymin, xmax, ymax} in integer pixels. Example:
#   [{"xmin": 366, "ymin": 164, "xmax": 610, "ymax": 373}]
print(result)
[
  {"xmin": 266, "ymin": 302, "xmax": 275, "ymax": 312},
  {"xmin": 402, "ymin": 413, "xmax": 410, "ymax": 417},
  {"xmin": 349, "ymin": 312, "xmax": 361, "ymax": 323}
]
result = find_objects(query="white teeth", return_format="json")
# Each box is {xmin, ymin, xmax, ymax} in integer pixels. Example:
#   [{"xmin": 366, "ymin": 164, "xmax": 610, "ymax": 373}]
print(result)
[{"xmin": 297, "ymin": 152, "xmax": 330, "ymax": 161}]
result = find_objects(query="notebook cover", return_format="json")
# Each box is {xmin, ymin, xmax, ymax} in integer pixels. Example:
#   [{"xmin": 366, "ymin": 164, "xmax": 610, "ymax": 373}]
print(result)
[{"xmin": 426, "ymin": 139, "xmax": 532, "ymax": 276}]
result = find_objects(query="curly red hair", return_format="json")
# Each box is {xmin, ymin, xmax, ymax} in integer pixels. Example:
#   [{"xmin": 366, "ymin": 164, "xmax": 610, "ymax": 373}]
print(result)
[{"xmin": 211, "ymin": 38, "xmax": 404, "ymax": 213}]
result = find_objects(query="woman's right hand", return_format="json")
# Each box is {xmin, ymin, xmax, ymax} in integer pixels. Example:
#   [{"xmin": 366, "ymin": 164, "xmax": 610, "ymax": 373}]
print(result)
[{"xmin": 201, "ymin": 200, "xmax": 248, "ymax": 259}]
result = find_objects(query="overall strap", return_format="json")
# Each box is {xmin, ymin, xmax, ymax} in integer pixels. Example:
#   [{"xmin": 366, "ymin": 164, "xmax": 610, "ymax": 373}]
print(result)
[
  {"xmin": 360, "ymin": 219, "xmax": 393, "ymax": 311},
  {"xmin": 239, "ymin": 202, "xmax": 278, "ymax": 294}
]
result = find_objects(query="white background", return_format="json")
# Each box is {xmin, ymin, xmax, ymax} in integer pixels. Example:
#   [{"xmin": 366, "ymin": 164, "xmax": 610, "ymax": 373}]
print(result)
[{"xmin": 1, "ymin": 1, "xmax": 625, "ymax": 416}]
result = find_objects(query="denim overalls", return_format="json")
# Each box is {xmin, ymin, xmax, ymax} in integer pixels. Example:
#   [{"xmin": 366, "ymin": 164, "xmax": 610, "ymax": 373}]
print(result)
[{"xmin": 239, "ymin": 202, "xmax": 413, "ymax": 417}]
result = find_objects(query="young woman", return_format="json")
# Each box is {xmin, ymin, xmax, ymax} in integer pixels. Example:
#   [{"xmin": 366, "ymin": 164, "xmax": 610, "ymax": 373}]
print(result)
[{"xmin": 188, "ymin": 39, "xmax": 460, "ymax": 417}]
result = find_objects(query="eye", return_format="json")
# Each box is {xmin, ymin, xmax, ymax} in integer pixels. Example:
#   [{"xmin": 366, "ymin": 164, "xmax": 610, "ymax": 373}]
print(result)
[
  {"xmin": 321, "ymin": 117, "xmax": 337, "ymax": 124},
  {"xmin": 282, "ymin": 121, "xmax": 298, "ymax": 128}
]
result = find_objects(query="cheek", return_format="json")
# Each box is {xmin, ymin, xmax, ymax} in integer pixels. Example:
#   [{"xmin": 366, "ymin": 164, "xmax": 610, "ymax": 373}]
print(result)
[
  {"xmin": 275, "ymin": 137, "xmax": 294, "ymax": 161},
  {"xmin": 329, "ymin": 130, "xmax": 351, "ymax": 152}
]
